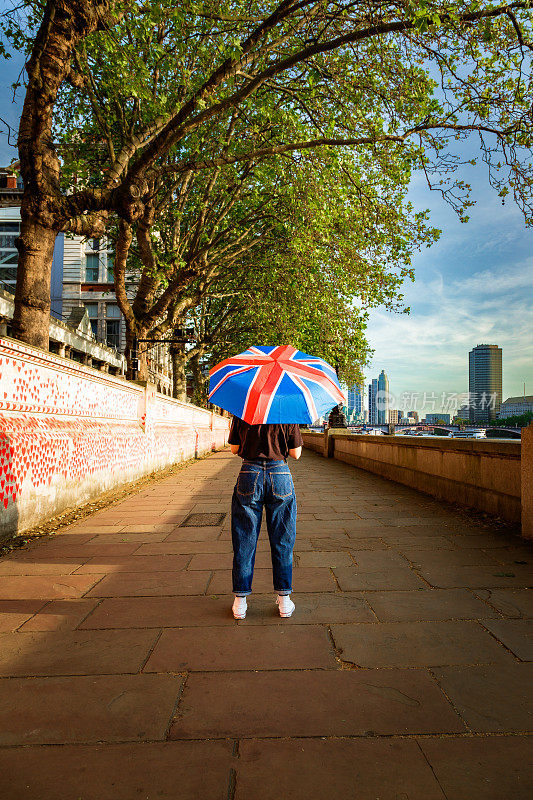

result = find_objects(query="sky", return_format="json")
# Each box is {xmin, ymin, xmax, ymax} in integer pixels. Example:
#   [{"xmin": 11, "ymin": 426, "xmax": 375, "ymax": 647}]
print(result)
[
  {"xmin": 1, "ymin": 46, "xmax": 532, "ymax": 415},
  {"xmin": 365, "ymin": 162, "xmax": 533, "ymax": 413}
]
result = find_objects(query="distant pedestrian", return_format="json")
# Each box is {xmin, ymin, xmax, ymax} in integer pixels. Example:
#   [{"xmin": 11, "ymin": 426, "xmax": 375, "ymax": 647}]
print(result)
[{"xmin": 228, "ymin": 416, "xmax": 303, "ymax": 619}]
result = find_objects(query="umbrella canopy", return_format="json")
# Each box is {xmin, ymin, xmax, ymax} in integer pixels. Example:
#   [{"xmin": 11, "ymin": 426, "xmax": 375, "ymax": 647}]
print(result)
[{"xmin": 209, "ymin": 345, "xmax": 346, "ymax": 424}]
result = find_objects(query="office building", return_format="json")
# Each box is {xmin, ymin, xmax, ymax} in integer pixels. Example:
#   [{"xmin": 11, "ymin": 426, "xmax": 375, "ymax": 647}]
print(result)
[
  {"xmin": 368, "ymin": 370, "xmax": 390, "ymax": 424},
  {"xmin": 368, "ymin": 378, "xmax": 378, "ymax": 425},
  {"xmin": 347, "ymin": 383, "xmax": 364, "ymax": 422},
  {"xmin": 408, "ymin": 410, "xmax": 419, "ymax": 423},
  {"xmin": 0, "ymin": 206, "xmax": 64, "ymax": 320},
  {"xmin": 389, "ymin": 409, "xmax": 401, "ymax": 424},
  {"xmin": 426, "ymin": 413, "xmax": 451, "ymax": 425},
  {"xmin": 469, "ymin": 344, "xmax": 502, "ymax": 423},
  {"xmin": 377, "ymin": 369, "xmax": 390, "ymax": 424},
  {"xmin": 0, "ymin": 199, "xmax": 171, "ymax": 394},
  {"xmin": 498, "ymin": 396, "xmax": 533, "ymax": 418}
]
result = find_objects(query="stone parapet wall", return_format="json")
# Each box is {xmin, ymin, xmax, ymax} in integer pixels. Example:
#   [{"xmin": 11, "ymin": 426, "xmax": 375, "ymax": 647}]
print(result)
[
  {"xmin": 522, "ymin": 424, "xmax": 533, "ymax": 538},
  {"xmin": 0, "ymin": 338, "xmax": 230, "ymax": 541},
  {"xmin": 301, "ymin": 430, "xmax": 525, "ymax": 531},
  {"xmin": 301, "ymin": 431, "xmax": 325, "ymax": 455}
]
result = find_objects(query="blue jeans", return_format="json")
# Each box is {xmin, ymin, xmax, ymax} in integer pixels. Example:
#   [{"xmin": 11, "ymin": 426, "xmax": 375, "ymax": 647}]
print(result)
[{"xmin": 231, "ymin": 458, "xmax": 297, "ymax": 596}]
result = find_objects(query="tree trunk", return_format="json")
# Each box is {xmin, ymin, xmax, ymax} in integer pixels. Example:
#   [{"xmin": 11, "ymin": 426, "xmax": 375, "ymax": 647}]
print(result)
[
  {"xmin": 171, "ymin": 345, "xmax": 187, "ymax": 401},
  {"xmin": 11, "ymin": 213, "xmax": 57, "ymax": 350},
  {"xmin": 190, "ymin": 352, "xmax": 208, "ymax": 407},
  {"xmin": 12, "ymin": 1, "xmax": 120, "ymax": 349},
  {"xmin": 124, "ymin": 319, "xmax": 149, "ymax": 381}
]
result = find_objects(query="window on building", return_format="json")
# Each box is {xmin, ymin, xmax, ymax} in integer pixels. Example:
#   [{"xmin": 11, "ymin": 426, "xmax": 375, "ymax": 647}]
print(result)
[
  {"xmin": 85, "ymin": 253, "xmax": 99, "ymax": 282},
  {"xmin": 106, "ymin": 303, "xmax": 121, "ymax": 349},
  {"xmin": 84, "ymin": 302, "xmax": 99, "ymax": 338},
  {"xmin": 91, "ymin": 238, "xmax": 100, "ymax": 252},
  {"xmin": 0, "ymin": 222, "xmax": 20, "ymax": 293}
]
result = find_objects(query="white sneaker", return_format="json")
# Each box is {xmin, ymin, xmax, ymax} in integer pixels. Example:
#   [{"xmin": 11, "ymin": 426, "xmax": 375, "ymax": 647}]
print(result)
[
  {"xmin": 232, "ymin": 596, "xmax": 247, "ymax": 619},
  {"xmin": 276, "ymin": 595, "xmax": 295, "ymax": 618}
]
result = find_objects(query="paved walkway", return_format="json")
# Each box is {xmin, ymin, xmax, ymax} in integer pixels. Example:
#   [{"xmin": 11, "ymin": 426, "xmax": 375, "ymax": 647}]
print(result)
[{"xmin": 0, "ymin": 449, "xmax": 532, "ymax": 799}]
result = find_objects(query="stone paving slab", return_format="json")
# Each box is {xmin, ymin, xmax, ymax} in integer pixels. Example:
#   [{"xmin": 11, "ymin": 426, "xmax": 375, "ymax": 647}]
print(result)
[
  {"xmin": 432, "ymin": 662, "xmax": 533, "ymax": 731},
  {"xmin": 0, "ymin": 599, "xmax": 46, "ymax": 632},
  {"xmin": 487, "ymin": 544, "xmax": 533, "ymax": 565},
  {"xmin": 0, "ymin": 674, "xmax": 182, "ymax": 745},
  {"xmin": 187, "ymin": 552, "xmax": 273, "ymax": 570},
  {"xmin": 446, "ymin": 532, "xmax": 520, "ymax": 549},
  {"xmin": 311, "ymin": 535, "xmax": 387, "ymax": 550},
  {"xmin": 85, "ymin": 570, "xmax": 211, "ymax": 597},
  {"xmin": 478, "ymin": 619, "xmax": 533, "ymax": 660},
  {"xmin": 0, "ymin": 741, "xmax": 234, "ymax": 800},
  {"xmin": 418, "ymin": 735, "xmax": 533, "ymax": 800},
  {"xmin": 0, "ymin": 629, "xmax": 159, "ymax": 676},
  {"xmin": 18, "ymin": 599, "xmax": 100, "ymax": 631},
  {"xmin": 144, "ymin": 625, "xmax": 337, "ymax": 671},
  {"xmin": 330, "ymin": 620, "xmax": 511, "ymax": 668},
  {"xmin": 308, "ymin": 531, "xmax": 351, "ymax": 544},
  {"xmin": 169, "ymin": 670, "xmax": 465, "ymax": 739},
  {"xmin": 136, "ymin": 540, "xmax": 233, "ymax": 555},
  {"xmin": 165, "ymin": 526, "xmax": 224, "ymax": 541},
  {"xmin": 241, "ymin": 592, "xmax": 376, "ymax": 624},
  {"xmin": 208, "ymin": 566, "xmax": 336, "ymax": 594},
  {"xmin": 119, "ymin": 523, "xmax": 181, "ymax": 534},
  {"xmin": 73, "ymin": 554, "xmax": 192, "ymax": 573},
  {"xmin": 383, "ymin": 534, "xmax": 459, "ymax": 550},
  {"xmin": 364, "ymin": 588, "xmax": 500, "ymax": 622},
  {"xmin": 80, "ymin": 592, "xmax": 376, "ymax": 629},
  {"xmin": 0, "ymin": 557, "xmax": 85, "ymax": 575},
  {"xmin": 78, "ymin": 595, "xmax": 236, "ymax": 628},
  {"xmin": 474, "ymin": 588, "xmax": 533, "ymax": 618},
  {"xmin": 9, "ymin": 542, "xmax": 143, "ymax": 558},
  {"xmin": 0, "ymin": 574, "xmax": 104, "ymax": 600},
  {"xmin": 333, "ymin": 565, "xmax": 426, "ymax": 591},
  {"xmin": 418, "ymin": 564, "xmax": 532, "ymax": 589},
  {"xmin": 235, "ymin": 738, "xmax": 447, "ymax": 800},
  {"xmin": 88, "ymin": 532, "xmax": 169, "ymax": 543},
  {"xmin": 5, "ymin": 536, "xmax": 95, "ymax": 556},
  {"xmin": 1, "ymin": 447, "xmax": 531, "ymax": 798},
  {"xmin": 403, "ymin": 548, "xmax": 502, "ymax": 568},
  {"xmin": 348, "ymin": 549, "xmax": 410, "ymax": 570},
  {"xmin": 292, "ymin": 550, "xmax": 354, "ymax": 567}
]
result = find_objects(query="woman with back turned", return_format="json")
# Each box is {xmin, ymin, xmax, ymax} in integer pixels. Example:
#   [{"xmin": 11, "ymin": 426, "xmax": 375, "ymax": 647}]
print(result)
[{"xmin": 227, "ymin": 416, "xmax": 303, "ymax": 619}]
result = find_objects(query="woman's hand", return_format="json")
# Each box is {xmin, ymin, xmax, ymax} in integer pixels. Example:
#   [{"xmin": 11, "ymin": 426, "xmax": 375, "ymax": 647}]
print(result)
[{"xmin": 288, "ymin": 446, "xmax": 302, "ymax": 460}]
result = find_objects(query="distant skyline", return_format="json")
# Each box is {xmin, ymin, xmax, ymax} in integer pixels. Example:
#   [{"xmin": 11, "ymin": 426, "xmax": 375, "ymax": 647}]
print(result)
[
  {"xmin": 1, "ymin": 50, "xmax": 532, "ymax": 413},
  {"xmin": 364, "ymin": 156, "xmax": 533, "ymax": 413}
]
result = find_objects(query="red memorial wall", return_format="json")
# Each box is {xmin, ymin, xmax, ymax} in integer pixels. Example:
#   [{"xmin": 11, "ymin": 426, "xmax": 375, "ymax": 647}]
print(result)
[{"xmin": 0, "ymin": 338, "xmax": 229, "ymax": 540}]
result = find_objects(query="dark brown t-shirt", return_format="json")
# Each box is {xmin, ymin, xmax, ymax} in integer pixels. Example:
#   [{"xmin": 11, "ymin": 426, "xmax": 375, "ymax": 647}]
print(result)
[{"xmin": 228, "ymin": 418, "xmax": 303, "ymax": 461}]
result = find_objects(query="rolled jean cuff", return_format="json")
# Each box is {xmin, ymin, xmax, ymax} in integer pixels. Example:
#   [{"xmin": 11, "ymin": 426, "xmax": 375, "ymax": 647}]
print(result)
[
  {"xmin": 234, "ymin": 591, "xmax": 251, "ymax": 597},
  {"xmin": 275, "ymin": 590, "xmax": 291, "ymax": 596}
]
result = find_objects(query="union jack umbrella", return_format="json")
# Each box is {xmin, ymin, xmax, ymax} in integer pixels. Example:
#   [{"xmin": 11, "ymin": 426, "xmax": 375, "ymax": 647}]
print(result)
[{"xmin": 208, "ymin": 345, "xmax": 346, "ymax": 424}]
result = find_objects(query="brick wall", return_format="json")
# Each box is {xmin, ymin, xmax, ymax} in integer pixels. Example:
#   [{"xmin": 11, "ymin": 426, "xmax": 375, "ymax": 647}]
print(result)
[{"xmin": 0, "ymin": 337, "xmax": 229, "ymax": 540}]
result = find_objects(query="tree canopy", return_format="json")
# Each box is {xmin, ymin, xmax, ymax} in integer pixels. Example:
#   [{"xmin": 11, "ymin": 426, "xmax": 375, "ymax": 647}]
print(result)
[{"xmin": 2, "ymin": 0, "xmax": 532, "ymax": 360}]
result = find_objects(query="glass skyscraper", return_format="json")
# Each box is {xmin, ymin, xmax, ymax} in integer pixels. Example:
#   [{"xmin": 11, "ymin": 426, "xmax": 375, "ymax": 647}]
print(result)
[
  {"xmin": 368, "ymin": 370, "xmax": 390, "ymax": 424},
  {"xmin": 368, "ymin": 378, "xmax": 378, "ymax": 424},
  {"xmin": 347, "ymin": 383, "xmax": 364, "ymax": 422},
  {"xmin": 468, "ymin": 344, "xmax": 502, "ymax": 423},
  {"xmin": 377, "ymin": 370, "xmax": 390, "ymax": 424}
]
